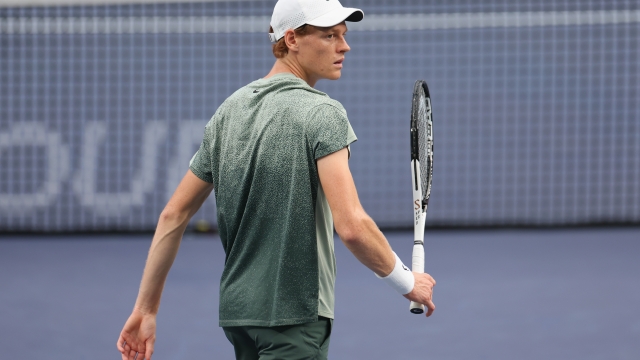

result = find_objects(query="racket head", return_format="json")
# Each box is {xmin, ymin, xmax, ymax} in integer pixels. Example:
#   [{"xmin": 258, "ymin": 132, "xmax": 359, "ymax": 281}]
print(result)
[{"xmin": 410, "ymin": 80, "xmax": 434, "ymax": 213}]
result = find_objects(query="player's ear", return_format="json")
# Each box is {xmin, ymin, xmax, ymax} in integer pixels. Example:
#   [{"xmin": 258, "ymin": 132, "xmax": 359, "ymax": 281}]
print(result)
[{"xmin": 283, "ymin": 29, "xmax": 299, "ymax": 53}]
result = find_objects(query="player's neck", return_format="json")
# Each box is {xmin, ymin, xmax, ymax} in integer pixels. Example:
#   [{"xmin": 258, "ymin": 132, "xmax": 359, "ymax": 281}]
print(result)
[{"xmin": 265, "ymin": 58, "xmax": 318, "ymax": 88}]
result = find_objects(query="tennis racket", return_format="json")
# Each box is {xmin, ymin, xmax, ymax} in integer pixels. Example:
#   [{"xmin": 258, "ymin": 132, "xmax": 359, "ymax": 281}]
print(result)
[{"xmin": 409, "ymin": 80, "xmax": 433, "ymax": 314}]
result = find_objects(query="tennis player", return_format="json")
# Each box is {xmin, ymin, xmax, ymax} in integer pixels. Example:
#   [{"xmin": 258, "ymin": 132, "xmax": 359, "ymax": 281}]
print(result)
[{"xmin": 117, "ymin": 1, "xmax": 435, "ymax": 359}]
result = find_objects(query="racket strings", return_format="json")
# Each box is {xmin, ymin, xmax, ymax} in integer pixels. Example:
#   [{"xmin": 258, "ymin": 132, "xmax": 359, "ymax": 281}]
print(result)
[{"xmin": 416, "ymin": 89, "xmax": 432, "ymax": 204}]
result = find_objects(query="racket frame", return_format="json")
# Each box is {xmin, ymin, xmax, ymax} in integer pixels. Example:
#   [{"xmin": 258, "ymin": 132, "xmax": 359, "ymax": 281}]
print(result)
[{"xmin": 409, "ymin": 80, "xmax": 433, "ymax": 314}]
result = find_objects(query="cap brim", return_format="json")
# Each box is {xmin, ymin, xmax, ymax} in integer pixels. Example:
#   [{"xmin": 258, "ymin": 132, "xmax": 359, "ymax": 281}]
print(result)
[{"xmin": 306, "ymin": 7, "xmax": 364, "ymax": 28}]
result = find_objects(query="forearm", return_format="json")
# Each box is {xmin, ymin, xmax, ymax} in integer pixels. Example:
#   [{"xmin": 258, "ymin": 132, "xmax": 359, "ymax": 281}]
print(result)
[
  {"xmin": 339, "ymin": 213, "xmax": 396, "ymax": 277},
  {"xmin": 316, "ymin": 148, "xmax": 397, "ymax": 278},
  {"xmin": 134, "ymin": 211, "xmax": 190, "ymax": 314}
]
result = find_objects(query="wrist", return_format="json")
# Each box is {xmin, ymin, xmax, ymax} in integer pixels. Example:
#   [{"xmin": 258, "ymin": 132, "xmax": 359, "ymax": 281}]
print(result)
[
  {"xmin": 133, "ymin": 304, "xmax": 158, "ymax": 316},
  {"xmin": 375, "ymin": 252, "xmax": 415, "ymax": 295}
]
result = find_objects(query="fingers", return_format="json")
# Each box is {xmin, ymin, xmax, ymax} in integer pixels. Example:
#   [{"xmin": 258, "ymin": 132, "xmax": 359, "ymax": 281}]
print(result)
[
  {"xmin": 130, "ymin": 343, "xmax": 146, "ymax": 360},
  {"xmin": 116, "ymin": 336, "xmax": 125, "ymax": 352},
  {"xmin": 118, "ymin": 338, "xmax": 128, "ymax": 360},
  {"xmin": 128, "ymin": 349, "xmax": 143, "ymax": 360},
  {"xmin": 118, "ymin": 337, "xmax": 146, "ymax": 360},
  {"xmin": 419, "ymin": 272, "xmax": 436, "ymax": 287},
  {"xmin": 117, "ymin": 335, "xmax": 133, "ymax": 355},
  {"xmin": 424, "ymin": 298, "xmax": 436, "ymax": 317},
  {"xmin": 415, "ymin": 272, "xmax": 436, "ymax": 287},
  {"xmin": 145, "ymin": 342, "xmax": 154, "ymax": 360},
  {"xmin": 409, "ymin": 272, "xmax": 436, "ymax": 317},
  {"xmin": 123, "ymin": 341, "xmax": 132, "ymax": 356},
  {"xmin": 426, "ymin": 273, "xmax": 436, "ymax": 286}
]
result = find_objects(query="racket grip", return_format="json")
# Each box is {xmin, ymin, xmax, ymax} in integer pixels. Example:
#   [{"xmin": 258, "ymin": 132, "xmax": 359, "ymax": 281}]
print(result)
[{"xmin": 409, "ymin": 243, "xmax": 425, "ymax": 314}]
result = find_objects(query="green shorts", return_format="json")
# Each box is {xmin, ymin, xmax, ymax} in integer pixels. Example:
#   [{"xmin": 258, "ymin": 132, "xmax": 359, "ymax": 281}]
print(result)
[{"xmin": 222, "ymin": 316, "xmax": 333, "ymax": 360}]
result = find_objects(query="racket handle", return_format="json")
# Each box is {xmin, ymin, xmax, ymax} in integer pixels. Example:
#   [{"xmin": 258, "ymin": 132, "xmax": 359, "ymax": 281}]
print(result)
[{"xmin": 409, "ymin": 243, "xmax": 425, "ymax": 314}]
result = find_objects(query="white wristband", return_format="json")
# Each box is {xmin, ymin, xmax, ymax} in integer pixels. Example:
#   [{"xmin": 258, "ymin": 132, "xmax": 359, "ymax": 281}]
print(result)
[{"xmin": 375, "ymin": 252, "xmax": 415, "ymax": 295}]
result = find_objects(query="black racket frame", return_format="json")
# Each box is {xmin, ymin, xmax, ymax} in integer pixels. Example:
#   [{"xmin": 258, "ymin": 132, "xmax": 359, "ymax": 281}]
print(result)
[{"xmin": 410, "ymin": 80, "xmax": 433, "ymax": 213}]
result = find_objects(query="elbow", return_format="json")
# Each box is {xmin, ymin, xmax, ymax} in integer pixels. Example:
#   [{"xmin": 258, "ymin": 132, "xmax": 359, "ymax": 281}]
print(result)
[
  {"xmin": 158, "ymin": 207, "xmax": 187, "ymax": 225},
  {"xmin": 335, "ymin": 213, "xmax": 370, "ymax": 246},
  {"xmin": 337, "ymin": 229, "xmax": 359, "ymax": 246},
  {"xmin": 159, "ymin": 209, "xmax": 177, "ymax": 224}
]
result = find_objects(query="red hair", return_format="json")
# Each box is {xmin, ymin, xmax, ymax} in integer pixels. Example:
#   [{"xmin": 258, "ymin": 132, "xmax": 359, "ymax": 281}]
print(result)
[{"xmin": 270, "ymin": 25, "xmax": 311, "ymax": 58}]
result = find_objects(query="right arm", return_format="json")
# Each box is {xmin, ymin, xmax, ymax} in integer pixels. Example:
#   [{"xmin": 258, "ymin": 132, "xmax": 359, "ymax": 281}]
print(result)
[
  {"xmin": 117, "ymin": 170, "xmax": 214, "ymax": 360},
  {"xmin": 317, "ymin": 148, "xmax": 436, "ymax": 316}
]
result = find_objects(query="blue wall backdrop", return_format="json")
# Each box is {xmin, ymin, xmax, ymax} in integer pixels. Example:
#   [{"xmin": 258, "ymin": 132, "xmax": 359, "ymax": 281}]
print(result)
[{"xmin": 1, "ymin": 1, "xmax": 639, "ymax": 231}]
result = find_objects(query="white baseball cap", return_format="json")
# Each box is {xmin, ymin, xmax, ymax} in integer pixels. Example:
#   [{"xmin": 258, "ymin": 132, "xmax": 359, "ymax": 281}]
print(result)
[{"xmin": 269, "ymin": 0, "xmax": 364, "ymax": 43}]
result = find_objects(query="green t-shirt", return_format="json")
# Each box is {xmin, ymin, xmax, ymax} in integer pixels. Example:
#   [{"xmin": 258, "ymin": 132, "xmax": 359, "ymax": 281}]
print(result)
[{"xmin": 189, "ymin": 73, "xmax": 357, "ymax": 327}]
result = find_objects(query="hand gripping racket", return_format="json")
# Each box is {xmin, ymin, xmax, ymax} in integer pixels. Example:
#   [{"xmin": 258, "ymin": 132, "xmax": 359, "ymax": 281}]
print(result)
[{"xmin": 409, "ymin": 80, "xmax": 434, "ymax": 314}]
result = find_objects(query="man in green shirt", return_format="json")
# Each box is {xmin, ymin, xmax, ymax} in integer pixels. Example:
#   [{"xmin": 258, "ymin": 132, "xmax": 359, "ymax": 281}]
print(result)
[{"xmin": 117, "ymin": 1, "xmax": 436, "ymax": 359}]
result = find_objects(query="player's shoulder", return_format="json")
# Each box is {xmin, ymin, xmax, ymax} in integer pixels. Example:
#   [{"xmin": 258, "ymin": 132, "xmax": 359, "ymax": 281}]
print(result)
[
  {"xmin": 264, "ymin": 76, "xmax": 334, "ymax": 106},
  {"xmin": 305, "ymin": 95, "xmax": 348, "ymax": 125},
  {"xmin": 308, "ymin": 99, "xmax": 346, "ymax": 115},
  {"xmin": 216, "ymin": 74, "xmax": 347, "ymax": 119}
]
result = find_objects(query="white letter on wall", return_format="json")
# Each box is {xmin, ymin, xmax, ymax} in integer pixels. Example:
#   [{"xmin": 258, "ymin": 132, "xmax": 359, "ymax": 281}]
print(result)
[
  {"xmin": 0, "ymin": 123, "xmax": 70, "ymax": 214},
  {"xmin": 72, "ymin": 121, "xmax": 168, "ymax": 216}
]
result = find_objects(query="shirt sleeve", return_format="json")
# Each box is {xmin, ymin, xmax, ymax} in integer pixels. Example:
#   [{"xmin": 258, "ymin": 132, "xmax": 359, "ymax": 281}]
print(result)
[
  {"xmin": 189, "ymin": 122, "xmax": 214, "ymax": 184},
  {"xmin": 307, "ymin": 104, "xmax": 357, "ymax": 160}
]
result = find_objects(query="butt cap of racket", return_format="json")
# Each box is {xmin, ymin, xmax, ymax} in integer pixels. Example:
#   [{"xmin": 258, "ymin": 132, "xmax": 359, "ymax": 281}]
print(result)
[{"xmin": 410, "ymin": 304, "xmax": 425, "ymax": 314}]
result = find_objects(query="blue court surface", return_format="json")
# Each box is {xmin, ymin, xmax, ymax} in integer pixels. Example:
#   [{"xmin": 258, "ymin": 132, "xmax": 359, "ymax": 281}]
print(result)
[{"xmin": 1, "ymin": 228, "xmax": 639, "ymax": 360}]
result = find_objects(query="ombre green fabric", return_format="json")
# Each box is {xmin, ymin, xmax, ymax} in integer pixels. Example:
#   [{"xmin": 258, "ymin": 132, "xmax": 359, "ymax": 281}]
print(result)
[{"xmin": 190, "ymin": 73, "xmax": 356, "ymax": 327}]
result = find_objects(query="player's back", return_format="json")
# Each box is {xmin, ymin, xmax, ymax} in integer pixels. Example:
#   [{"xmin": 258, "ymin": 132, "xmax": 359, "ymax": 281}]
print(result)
[
  {"xmin": 211, "ymin": 73, "xmax": 338, "ymax": 252},
  {"xmin": 189, "ymin": 72, "xmax": 353, "ymax": 326}
]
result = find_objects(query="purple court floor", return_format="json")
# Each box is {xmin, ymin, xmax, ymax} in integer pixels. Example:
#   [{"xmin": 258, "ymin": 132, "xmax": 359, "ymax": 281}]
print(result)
[{"xmin": 1, "ymin": 228, "xmax": 639, "ymax": 359}]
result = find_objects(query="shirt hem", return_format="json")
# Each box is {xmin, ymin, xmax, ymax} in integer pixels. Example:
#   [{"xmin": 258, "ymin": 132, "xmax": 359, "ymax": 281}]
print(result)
[
  {"xmin": 188, "ymin": 165, "xmax": 213, "ymax": 184},
  {"xmin": 314, "ymin": 138, "xmax": 357, "ymax": 160},
  {"xmin": 318, "ymin": 310, "xmax": 334, "ymax": 320},
  {"xmin": 219, "ymin": 316, "xmax": 318, "ymax": 328}
]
